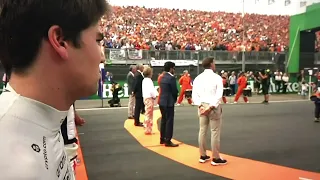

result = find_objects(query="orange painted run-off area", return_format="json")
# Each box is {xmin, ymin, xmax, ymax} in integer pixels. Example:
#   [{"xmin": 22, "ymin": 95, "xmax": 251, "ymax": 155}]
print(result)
[{"xmin": 124, "ymin": 110, "xmax": 320, "ymax": 180}]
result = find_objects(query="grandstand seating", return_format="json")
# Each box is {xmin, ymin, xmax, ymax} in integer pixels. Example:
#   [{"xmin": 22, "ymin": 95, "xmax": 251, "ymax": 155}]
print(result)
[{"xmin": 100, "ymin": 6, "xmax": 320, "ymax": 52}]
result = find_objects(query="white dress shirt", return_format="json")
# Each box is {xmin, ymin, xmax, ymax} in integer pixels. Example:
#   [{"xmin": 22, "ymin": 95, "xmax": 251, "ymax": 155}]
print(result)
[
  {"xmin": 192, "ymin": 69, "xmax": 223, "ymax": 107},
  {"xmin": 142, "ymin": 77, "xmax": 157, "ymax": 99},
  {"xmin": 275, "ymin": 75, "xmax": 282, "ymax": 81},
  {"xmin": 0, "ymin": 84, "xmax": 75, "ymax": 180},
  {"xmin": 2, "ymin": 73, "xmax": 6, "ymax": 82},
  {"xmin": 282, "ymin": 76, "xmax": 289, "ymax": 83}
]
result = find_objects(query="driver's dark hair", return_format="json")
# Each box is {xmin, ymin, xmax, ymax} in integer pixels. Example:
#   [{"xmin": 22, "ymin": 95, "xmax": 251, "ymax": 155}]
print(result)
[{"xmin": 0, "ymin": 0, "xmax": 111, "ymax": 74}]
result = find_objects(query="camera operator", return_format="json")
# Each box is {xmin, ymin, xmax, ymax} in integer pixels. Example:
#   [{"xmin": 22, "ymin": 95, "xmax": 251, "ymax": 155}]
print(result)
[{"xmin": 259, "ymin": 69, "xmax": 270, "ymax": 104}]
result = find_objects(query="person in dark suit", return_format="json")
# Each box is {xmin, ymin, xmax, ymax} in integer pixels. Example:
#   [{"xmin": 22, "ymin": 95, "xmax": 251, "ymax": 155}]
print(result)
[
  {"xmin": 127, "ymin": 65, "xmax": 136, "ymax": 119},
  {"xmin": 133, "ymin": 64, "xmax": 144, "ymax": 127},
  {"xmin": 158, "ymin": 61, "xmax": 179, "ymax": 147}
]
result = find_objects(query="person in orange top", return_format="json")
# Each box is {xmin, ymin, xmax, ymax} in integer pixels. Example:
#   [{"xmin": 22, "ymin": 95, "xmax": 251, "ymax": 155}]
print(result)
[
  {"xmin": 177, "ymin": 70, "xmax": 193, "ymax": 105},
  {"xmin": 234, "ymin": 72, "xmax": 249, "ymax": 103},
  {"xmin": 157, "ymin": 71, "xmax": 166, "ymax": 105}
]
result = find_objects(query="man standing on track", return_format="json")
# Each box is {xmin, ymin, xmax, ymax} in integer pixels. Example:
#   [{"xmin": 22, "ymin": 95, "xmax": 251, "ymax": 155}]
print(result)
[
  {"xmin": 192, "ymin": 57, "xmax": 227, "ymax": 166},
  {"xmin": 133, "ymin": 64, "xmax": 144, "ymax": 127},
  {"xmin": 158, "ymin": 61, "xmax": 179, "ymax": 147},
  {"xmin": 127, "ymin": 65, "xmax": 136, "ymax": 119},
  {"xmin": 0, "ymin": 0, "xmax": 110, "ymax": 179},
  {"xmin": 177, "ymin": 70, "xmax": 193, "ymax": 105},
  {"xmin": 233, "ymin": 72, "xmax": 249, "ymax": 103}
]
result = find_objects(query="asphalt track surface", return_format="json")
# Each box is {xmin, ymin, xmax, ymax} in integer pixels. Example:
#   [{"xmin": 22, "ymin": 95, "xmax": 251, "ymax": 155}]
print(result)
[{"xmin": 77, "ymin": 101, "xmax": 320, "ymax": 180}]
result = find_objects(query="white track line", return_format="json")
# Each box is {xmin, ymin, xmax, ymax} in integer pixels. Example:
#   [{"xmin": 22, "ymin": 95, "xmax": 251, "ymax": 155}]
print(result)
[
  {"xmin": 299, "ymin": 177, "xmax": 313, "ymax": 180},
  {"xmin": 76, "ymin": 99, "xmax": 309, "ymax": 111}
]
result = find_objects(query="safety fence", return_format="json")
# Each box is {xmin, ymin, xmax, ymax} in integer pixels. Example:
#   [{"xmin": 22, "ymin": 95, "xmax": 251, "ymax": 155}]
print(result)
[
  {"xmin": 72, "ymin": 76, "xmax": 302, "ymax": 108},
  {"xmin": 104, "ymin": 48, "xmax": 285, "ymax": 65}
]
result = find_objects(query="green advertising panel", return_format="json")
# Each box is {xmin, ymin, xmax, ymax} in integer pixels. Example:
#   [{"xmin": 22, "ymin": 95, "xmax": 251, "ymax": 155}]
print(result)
[{"xmin": 288, "ymin": 3, "xmax": 320, "ymax": 73}]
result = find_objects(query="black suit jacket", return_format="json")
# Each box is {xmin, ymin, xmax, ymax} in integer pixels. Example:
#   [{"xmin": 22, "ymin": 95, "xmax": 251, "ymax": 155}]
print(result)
[
  {"xmin": 159, "ymin": 73, "xmax": 178, "ymax": 107},
  {"xmin": 133, "ymin": 71, "xmax": 144, "ymax": 98},
  {"xmin": 127, "ymin": 72, "xmax": 135, "ymax": 94}
]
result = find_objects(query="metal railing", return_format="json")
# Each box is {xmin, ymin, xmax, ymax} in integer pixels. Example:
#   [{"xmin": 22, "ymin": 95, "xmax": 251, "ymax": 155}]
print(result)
[{"xmin": 104, "ymin": 48, "xmax": 284, "ymax": 64}]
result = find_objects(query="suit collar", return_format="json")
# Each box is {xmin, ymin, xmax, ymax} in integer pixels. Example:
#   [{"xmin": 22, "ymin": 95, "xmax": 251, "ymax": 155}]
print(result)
[
  {"xmin": 137, "ymin": 70, "xmax": 144, "ymax": 78},
  {"xmin": 167, "ymin": 72, "xmax": 174, "ymax": 77}
]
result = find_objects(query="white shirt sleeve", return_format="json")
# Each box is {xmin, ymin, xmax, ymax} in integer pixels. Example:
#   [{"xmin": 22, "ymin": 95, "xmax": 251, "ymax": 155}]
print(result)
[
  {"xmin": 2, "ymin": 74, "xmax": 6, "ymax": 82},
  {"xmin": 191, "ymin": 77, "xmax": 201, "ymax": 106},
  {"xmin": 142, "ymin": 78, "xmax": 157, "ymax": 98},
  {"xmin": 210, "ymin": 75, "xmax": 223, "ymax": 107},
  {"xmin": 149, "ymin": 79, "xmax": 157, "ymax": 98}
]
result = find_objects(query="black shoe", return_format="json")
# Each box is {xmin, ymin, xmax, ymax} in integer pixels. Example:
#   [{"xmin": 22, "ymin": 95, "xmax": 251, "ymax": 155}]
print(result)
[
  {"xmin": 211, "ymin": 158, "xmax": 227, "ymax": 166},
  {"xmin": 165, "ymin": 141, "xmax": 179, "ymax": 147},
  {"xmin": 199, "ymin": 155, "xmax": 210, "ymax": 163},
  {"xmin": 134, "ymin": 122, "xmax": 143, "ymax": 127},
  {"xmin": 315, "ymin": 118, "xmax": 319, "ymax": 123},
  {"xmin": 160, "ymin": 138, "xmax": 166, "ymax": 144},
  {"xmin": 262, "ymin": 100, "xmax": 269, "ymax": 104}
]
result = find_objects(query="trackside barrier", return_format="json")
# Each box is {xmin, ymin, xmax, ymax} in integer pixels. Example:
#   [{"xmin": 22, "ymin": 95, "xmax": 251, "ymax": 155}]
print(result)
[{"xmin": 76, "ymin": 76, "xmax": 303, "ymax": 108}]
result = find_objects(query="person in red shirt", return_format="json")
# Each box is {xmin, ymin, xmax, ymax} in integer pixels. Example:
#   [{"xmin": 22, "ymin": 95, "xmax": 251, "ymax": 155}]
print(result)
[
  {"xmin": 177, "ymin": 70, "xmax": 193, "ymax": 105},
  {"xmin": 234, "ymin": 72, "xmax": 249, "ymax": 103},
  {"xmin": 157, "ymin": 71, "xmax": 165, "ymax": 105}
]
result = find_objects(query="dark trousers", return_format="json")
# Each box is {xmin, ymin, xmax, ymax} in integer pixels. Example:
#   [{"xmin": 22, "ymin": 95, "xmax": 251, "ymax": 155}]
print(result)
[
  {"xmin": 134, "ymin": 97, "xmax": 144, "ymax": 125},
  {"xmin": 315, "ymin": 103, "xmax": 320, "ymax": 118},
  {"xmin": 282, "ymin": 82, "xmax": 287, "ymax": 94},
  {"xmin": 159, "ymin": 106, "xmax": 174, "ymax": 142},
  {"xmin": 275, "ymin": 81, "xmax": 281, "ymax": 92},
  {"xmin": 230, "ymin": 84, "xmax": 236, "ymax": 95}
]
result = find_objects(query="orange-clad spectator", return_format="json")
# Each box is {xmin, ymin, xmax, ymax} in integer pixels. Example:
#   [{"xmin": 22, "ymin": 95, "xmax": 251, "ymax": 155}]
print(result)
[
  {"xmin": 99, "ymin": 6, "xmax": 320, "ymax": 52},
  {"xmin": 177, "ymin": 70, "xmax": 193, "ymax": 105},
  {"xmin": 234, "ymin": 72, "xmax": 249, "ymax": 103}
]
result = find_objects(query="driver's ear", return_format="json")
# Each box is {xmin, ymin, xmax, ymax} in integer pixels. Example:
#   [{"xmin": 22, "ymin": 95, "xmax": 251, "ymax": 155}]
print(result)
[{"xmin": 47, "ymin": 25, "xmax": 69, "ymax": 60}]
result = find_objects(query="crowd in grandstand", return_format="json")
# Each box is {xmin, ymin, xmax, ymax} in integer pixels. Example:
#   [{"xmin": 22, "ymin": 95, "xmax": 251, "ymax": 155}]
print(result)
[{"xmin": 99, "ymin": 6, "xmax": 320, "ymax": 52}]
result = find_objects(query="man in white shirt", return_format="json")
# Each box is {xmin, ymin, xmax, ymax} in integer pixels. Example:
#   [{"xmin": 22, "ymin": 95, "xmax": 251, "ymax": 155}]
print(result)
[
  {"xmin": 0, "ymin": 0, "xmax": 110, "ymax": 179},
  {"xmin": 192, "ymin": 57, "xmax": 227, "ymax": 166}
]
